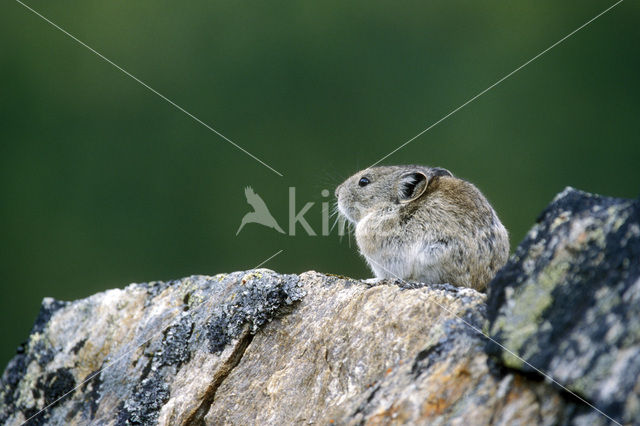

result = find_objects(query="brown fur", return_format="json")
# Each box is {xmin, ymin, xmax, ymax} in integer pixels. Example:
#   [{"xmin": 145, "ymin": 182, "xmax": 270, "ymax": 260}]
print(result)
[{"xmin": 335, "ymin": 165, "xmax": 509, "ymax": 291}]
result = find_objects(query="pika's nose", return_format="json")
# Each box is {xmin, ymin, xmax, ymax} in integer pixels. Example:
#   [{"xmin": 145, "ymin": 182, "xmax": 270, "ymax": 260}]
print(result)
[{"xmin": 334, "ymin": 185, "xmax": 341, "ymax": 198}]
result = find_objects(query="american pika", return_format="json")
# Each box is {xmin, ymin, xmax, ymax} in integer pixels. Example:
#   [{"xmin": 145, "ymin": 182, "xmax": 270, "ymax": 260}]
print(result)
[{"xmin": 335, "ymin": 165, "xmax": 509, "ymax": 291}]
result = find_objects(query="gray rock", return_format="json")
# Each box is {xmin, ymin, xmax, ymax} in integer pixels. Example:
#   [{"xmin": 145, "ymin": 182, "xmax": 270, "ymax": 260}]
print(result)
[
  {"xmin": 207, "ymin": 274, "xmax": 578, "ymax": 425},
  {"xmin": 1, "ymin": 187, "xmax": 637, "ymax": 425},
  {"xmin": 0, "ymin": 272, "xmax": 591, "ymax": 425},
  {"xmin": 0, "ymin": 271, "xmax": 305, "ymax": 425},
  {"xmin": 487, "ymin": 187, "xmax": 640, "ymax": 425}
]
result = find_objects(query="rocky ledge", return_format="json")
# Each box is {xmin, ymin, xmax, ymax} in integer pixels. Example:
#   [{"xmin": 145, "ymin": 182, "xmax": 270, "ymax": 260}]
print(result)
[{"xmin": 1, "ymin": 187, "xmax": 639, "ymax": 425}]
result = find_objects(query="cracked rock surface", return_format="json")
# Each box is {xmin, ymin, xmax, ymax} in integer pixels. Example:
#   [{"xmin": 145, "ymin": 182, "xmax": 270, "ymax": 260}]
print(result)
[{"xmin": 1, "ymin": 187, "xmax": 638, "ymax": 425}]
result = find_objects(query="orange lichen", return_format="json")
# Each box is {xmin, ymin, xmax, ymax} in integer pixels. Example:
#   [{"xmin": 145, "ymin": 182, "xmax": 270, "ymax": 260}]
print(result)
[{"xmin": 419, "ymin": 360, "xmax": 475, "ymax": 417}]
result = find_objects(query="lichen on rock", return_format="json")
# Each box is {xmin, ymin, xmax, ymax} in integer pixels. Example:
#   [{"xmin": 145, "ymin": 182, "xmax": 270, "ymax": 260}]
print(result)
[
  {"xmin": 487, "ymin": 187, "xmax": 640, "ymax": 425},
  {"xmin": 0, "ymin": 271, "xmax": 305, "ymax": 425}
]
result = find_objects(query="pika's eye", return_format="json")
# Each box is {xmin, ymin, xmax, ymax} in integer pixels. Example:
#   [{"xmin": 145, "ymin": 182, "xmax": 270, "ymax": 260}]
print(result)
[{"xmin": 358, "ymin": 177, "xmax": 370, "ymax": 187}]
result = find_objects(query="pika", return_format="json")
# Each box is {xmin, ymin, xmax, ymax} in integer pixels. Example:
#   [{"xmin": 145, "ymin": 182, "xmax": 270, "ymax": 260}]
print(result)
[{"xmin": 335, "ymin": 165, "xmax": 509, "ymax": 291}]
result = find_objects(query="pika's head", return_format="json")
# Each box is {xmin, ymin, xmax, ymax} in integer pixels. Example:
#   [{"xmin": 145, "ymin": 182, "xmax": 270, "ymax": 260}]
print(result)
[{"xmin": 335, "ymin": 165, "xmax": 453, "ymax": 224}]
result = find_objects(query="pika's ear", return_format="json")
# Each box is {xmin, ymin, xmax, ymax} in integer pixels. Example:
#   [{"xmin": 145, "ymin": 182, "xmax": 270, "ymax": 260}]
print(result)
[
  {"xmin": 398, "ymin": 171, "xmax": 428, "ymax": 203},
  {"xmin": 429, "ymin": 167, "xmax": 453, "ymax": 179}
]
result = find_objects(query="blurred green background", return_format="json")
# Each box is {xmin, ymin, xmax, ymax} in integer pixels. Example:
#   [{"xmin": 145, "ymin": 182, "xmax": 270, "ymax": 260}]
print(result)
[{"xmin": 1, "ymin": 0, "xmax": 638, "ymax": 370}]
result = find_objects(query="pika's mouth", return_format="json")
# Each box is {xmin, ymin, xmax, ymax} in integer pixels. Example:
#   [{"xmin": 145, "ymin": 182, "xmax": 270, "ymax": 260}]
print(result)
[{"xmin": 337, "ymin": 199, "xmax": 357, "ymax": 224}]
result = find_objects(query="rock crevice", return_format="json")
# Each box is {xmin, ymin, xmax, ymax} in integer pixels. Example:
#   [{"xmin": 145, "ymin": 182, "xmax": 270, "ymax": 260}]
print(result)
[{"xmin": 184, "ymin": 327, "xmax": 253, "ymax": 426}]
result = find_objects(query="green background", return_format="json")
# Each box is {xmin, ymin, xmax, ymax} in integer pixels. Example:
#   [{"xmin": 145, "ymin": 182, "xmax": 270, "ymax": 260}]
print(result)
[{"xmin": 1, "ymin": 1, "xmax": 638, "ymax": 370}]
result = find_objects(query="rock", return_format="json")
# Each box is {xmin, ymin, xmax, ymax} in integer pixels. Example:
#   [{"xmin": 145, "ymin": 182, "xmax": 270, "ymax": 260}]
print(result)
[
  {"xmin": 1, "ymin": 187, "xmax": 638, "ymax": 425},
  {"xmin": 0, "ymin": 272, "xmax": 596, "ymax": 425},
  {"xmin": 209, "ymin": 274, "xmax": 587, "ymax": 426},
  {"xmin": 0, "ymin": 271, "xmax": 306, "ymax": 425},
  {"xmin": 487, "ymin": 187, "xmax": 640, "ymax": 425}
]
